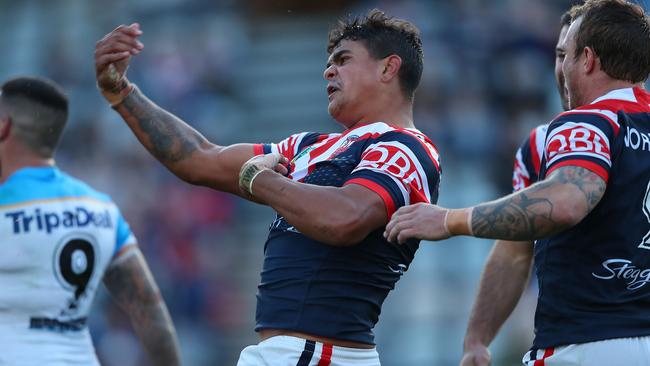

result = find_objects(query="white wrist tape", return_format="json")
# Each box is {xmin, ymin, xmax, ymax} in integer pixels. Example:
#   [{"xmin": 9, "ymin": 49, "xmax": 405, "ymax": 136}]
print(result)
[
  {"xmin": 467, "ymin": 207, "xmax": 474, "ymax": 236},
  {"xmin": 442, "ymin": 209, "xmax": 451, "ymax": 237}
]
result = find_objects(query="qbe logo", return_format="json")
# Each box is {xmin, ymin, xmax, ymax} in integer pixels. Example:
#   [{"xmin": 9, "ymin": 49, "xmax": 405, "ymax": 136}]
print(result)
[
  {"xmin": 356, "ymin": 142, "xmax": 425, "ymax": 192},
  {"xmin": 546, "ymin": 122, "xmax": 611, "ymax": 166}
]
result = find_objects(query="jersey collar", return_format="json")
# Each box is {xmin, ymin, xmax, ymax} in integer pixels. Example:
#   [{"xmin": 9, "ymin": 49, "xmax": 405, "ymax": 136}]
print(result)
[
  {"xmin": 590, "ymin": 87, "xmax": 639, "ymax": 105},
  {"xmin": 4, "ymin": 166, "xmax": 60, "ymax": 185}
]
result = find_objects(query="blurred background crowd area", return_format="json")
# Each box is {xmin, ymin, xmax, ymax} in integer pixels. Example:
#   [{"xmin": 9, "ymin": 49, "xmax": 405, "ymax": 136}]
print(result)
[{"xmin": 2, "ymin": 0, "xmax": 640, "ymax": 365}]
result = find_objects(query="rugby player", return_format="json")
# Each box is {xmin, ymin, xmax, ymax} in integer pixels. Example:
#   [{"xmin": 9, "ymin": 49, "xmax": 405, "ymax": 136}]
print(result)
[
  {"xmin": 95, "ymin": 10, "xmax": 440, "ymax": 366},
  {"xmin": 459, "ymin": 11, "xmax": 571, "ymax": 366},
  {"xmin": 385, "ymin": 1, "xmax": 650, "ymax": 364},
  {"xmin": 0, "ymin": 77, "xmax": 181, "ymax": 365}
]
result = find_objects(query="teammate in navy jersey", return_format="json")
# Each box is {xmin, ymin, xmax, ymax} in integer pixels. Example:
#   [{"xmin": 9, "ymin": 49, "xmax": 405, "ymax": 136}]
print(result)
[
  {"xmin": 94, "ymin": 10, "xmax": 440, "ymax": 366},
  {"xmin": 0, "ymin": 77, "xmax": 180, "ymax": 365},
  {"xmin": 386, "ymin": 1, "xmax": 650, "ymax": 365},
  {"xmin": 458, "ymin": 12, "xmax": 570, "ymax": 366}
]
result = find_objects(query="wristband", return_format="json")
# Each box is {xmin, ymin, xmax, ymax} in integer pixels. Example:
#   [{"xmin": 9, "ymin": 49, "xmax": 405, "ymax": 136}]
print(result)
[
  {"xmin": 446, "ymin": 208, "xmax": 475, "ymax": 236},
  {"xmin": 239, "ymin": 164, "xmax": 268, "ymax": 196},
  {"xmin": 99, "ymin": 79, "xmax": 135, "ymax": 108},
  {"xmin": 442, "ymin": 210, "xmax": 452, "ymax": 237}
]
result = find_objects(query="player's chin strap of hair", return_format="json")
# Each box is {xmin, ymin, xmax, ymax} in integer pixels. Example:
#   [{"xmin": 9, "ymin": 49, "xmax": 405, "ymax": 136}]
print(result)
[
  {"xmin": 99, "ymin": 80, "xmax": 137, "ymax": 108},
  {"xmin": 443, "ymin": 208, "xmax": 474, "ymax": 237}
]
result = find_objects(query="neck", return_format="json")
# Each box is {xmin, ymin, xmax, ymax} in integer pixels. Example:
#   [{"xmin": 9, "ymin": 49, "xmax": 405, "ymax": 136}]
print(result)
[
  {"xmin": 348, "ymin": 97, "xmax": 415, "ymax": 130},
  {"xmin": 0, "ymin": 150, "xmax": 54, "ymax": 184},
  {"xmin": 582, "ymin": 78, "xmax": 644, "ymax": 106}
]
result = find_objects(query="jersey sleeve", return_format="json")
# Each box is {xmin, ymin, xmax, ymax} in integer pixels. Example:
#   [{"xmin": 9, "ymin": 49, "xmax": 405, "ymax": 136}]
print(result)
[
  {"xmin": 513, "ymin": 125, "xmax": 548, "ymax": 192},
  {"xmin": 113, "ymin": 207, "xmax": 137, "ymax": 258},
  {"xmin": 343, "ymin": 131, "xmax": 441, "ymax": 218},
  {"xmin": 253, "ymin": 132, "xmax": 328, "ymax": 160},
  {"xmin": 543, "ymin": 110, "xmax": 619, "ymax": 182}
]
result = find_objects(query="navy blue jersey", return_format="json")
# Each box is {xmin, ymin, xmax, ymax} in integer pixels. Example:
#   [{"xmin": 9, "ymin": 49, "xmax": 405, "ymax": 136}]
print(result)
[
  {"xmin": 534, "ymin": 87, "xmax": 650, "ymax": 348},
  {"xmin": 252, "ymin": 122, "xmax": 441, "ymax": 344},
  {"xmin": 512, "ymin": 124, "xmax": 548, "ymax": 192}
]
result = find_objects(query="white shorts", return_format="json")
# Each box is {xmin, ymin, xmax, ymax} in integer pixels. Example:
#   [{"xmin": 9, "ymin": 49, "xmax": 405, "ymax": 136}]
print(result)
[
  {"xmin": 236, "ymin": 335, "xmax": 381, "ymax": 366},
  {"xmin": 522, "ymin": 336, "xmax": 650, "ymax": 366}
]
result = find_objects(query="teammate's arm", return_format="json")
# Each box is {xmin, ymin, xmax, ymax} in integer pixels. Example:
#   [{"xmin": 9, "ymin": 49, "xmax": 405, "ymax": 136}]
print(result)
[
  {"xmin": 469, "ymin": 165, "xmax": 606, "ymax": 239},
  {"xmin": 94, "ymin": 24, "xmax": 257, "ymax": 197},
  {"xmin": 103, "ymin": 246, "xmax": 181, "ymax": 366},
  {"xmin": 460, "ymin": 240, "xmax": 533, "ymax": 366},
  {"xmin": 385, "ymin": 165, "xmax": 606, "ymax": 243}
]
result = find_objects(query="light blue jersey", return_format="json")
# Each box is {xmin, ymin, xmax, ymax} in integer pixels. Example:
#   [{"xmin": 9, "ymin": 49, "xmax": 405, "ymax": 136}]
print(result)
[{"xmin": 0, "ymin": 166, "xmax": 136, "ymax": 365}]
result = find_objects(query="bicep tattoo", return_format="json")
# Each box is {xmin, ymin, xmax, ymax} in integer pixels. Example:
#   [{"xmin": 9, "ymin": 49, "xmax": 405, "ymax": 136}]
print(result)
[
  {"xmin": 103, "ymin": 249, "xmax": 161, "ymax": 309},
  {"xmin": 550, "ymin": 165, "xmax": 607, "ymax": 211}
]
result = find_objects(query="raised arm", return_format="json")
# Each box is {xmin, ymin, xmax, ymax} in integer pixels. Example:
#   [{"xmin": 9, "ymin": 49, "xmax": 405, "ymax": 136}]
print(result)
[
  {"xmin": 460, "ymin": 240, "xmax": 533, "ymax": 366},
  {"xmin": 94, "ymin": 23, "xmax": 256, "ymax": 196},
  {"xmin": 103, "ymin": 246, "xmax": 181, "ymax": 366}
]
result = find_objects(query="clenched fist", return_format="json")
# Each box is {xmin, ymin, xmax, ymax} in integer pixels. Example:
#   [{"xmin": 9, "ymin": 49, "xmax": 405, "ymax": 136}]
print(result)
[{"xmin": 94, "ymin": 23, "xmax": 144, "ymax": 106}]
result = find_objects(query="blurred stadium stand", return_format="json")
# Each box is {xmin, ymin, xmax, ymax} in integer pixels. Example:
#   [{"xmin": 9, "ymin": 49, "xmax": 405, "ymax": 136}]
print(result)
[{"xmin": 0, "ymin": 0, "xmax": 625, "ymax": 364}]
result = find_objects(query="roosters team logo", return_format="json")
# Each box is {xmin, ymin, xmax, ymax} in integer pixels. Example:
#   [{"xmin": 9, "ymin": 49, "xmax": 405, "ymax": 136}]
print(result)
[{"xmin": 330, "ymin": 135, "xmax": 359, "ymax": 158}]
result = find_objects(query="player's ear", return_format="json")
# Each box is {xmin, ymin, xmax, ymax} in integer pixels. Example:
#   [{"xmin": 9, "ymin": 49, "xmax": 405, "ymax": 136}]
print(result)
[
  {"xmin": 0, "ymin": 116, "xmax": 11, "ymax": 142},
  {"xmin": 380, "ymin": 55, "xmax": 402, "ymax": 83},
  {"xmin": 583, "ymin": 46, "xmax": 597, "ymax": 74}
]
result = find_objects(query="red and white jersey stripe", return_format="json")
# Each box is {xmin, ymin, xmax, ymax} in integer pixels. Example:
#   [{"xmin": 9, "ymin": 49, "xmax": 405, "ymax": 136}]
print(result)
[
  {"xmin": 512, "ymin": 124, "xmax": 548, "ymax": 191},
  {"xmin": 255, "ymin": 122, "xmax": 441, "ymax": 218}
]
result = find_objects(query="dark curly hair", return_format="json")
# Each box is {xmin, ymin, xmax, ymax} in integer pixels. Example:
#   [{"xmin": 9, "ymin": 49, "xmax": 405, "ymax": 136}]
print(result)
[{"xmin": 328, "ymin": 9, "xmax": 423, "ymax": 100}]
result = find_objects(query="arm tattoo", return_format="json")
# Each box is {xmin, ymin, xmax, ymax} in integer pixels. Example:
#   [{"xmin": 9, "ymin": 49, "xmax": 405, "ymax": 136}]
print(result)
[
  {"xmin": 472, "ymin": 187, "xmax": 556, "ymax": 240},
  {"xmin": 471, "ymin": 166, "xmax": 606, "ymax": 240},
  {"xmin": 552, "ymin": 165, "xmax": 607, "ymax": 209},
  {"xmin": 120, "ymin": 88, "xmax": 205, "ymax": 163},
  {"xmin": 104, "ymin": 249, "xmax": 181, "ymax": 366}
]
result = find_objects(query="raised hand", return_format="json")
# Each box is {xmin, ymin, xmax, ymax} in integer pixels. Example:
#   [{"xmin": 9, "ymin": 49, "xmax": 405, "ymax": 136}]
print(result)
[{"xmin": 94, "ymin": 23, "xmax": 144, "ymax": 105}]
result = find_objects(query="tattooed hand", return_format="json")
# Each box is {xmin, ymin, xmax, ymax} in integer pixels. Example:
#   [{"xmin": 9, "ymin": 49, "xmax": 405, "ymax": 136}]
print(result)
[
  {"xmin": 95, "ymin": 23, "xmax": 144, "ymax": 106},
  {"xmin": 238, "ymin": 153, "xmax": 289, "ymax": 195}
]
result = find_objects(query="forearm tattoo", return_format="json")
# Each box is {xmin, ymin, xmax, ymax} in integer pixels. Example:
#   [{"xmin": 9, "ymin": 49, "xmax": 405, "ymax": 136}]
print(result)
[
  {"xmin": 471, "ymin": 166, "xmax": 606, "ymax": 240},
  {"xmin": 104, "ymin": 251, "xmax": 180, "ymax": 365},
  {"xmin": 120, "ymin": 89, "xmax": 204, "ymax": 163}
]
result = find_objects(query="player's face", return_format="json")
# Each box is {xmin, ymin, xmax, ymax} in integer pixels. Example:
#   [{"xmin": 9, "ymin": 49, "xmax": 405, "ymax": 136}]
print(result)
[
  {"xmin": 555, "ymin": 24, "xmax": 570, "ymax": 111},
  {"xmin": 562, "ymin": 16, "xmax": 586, "ymax": 110},
  {"xmin": 324, "ymin": 40, "xmax": 384, "ymax": 127}
]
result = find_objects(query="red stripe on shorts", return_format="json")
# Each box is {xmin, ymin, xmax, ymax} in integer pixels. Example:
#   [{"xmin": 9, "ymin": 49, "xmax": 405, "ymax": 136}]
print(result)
[
  {"xmin": 317, "ymin": 344, "xmax": 333, "ymax": 366},
  {"xmin": 533, "ymin": 347, "xmax": 554, "ymax": 366}
]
